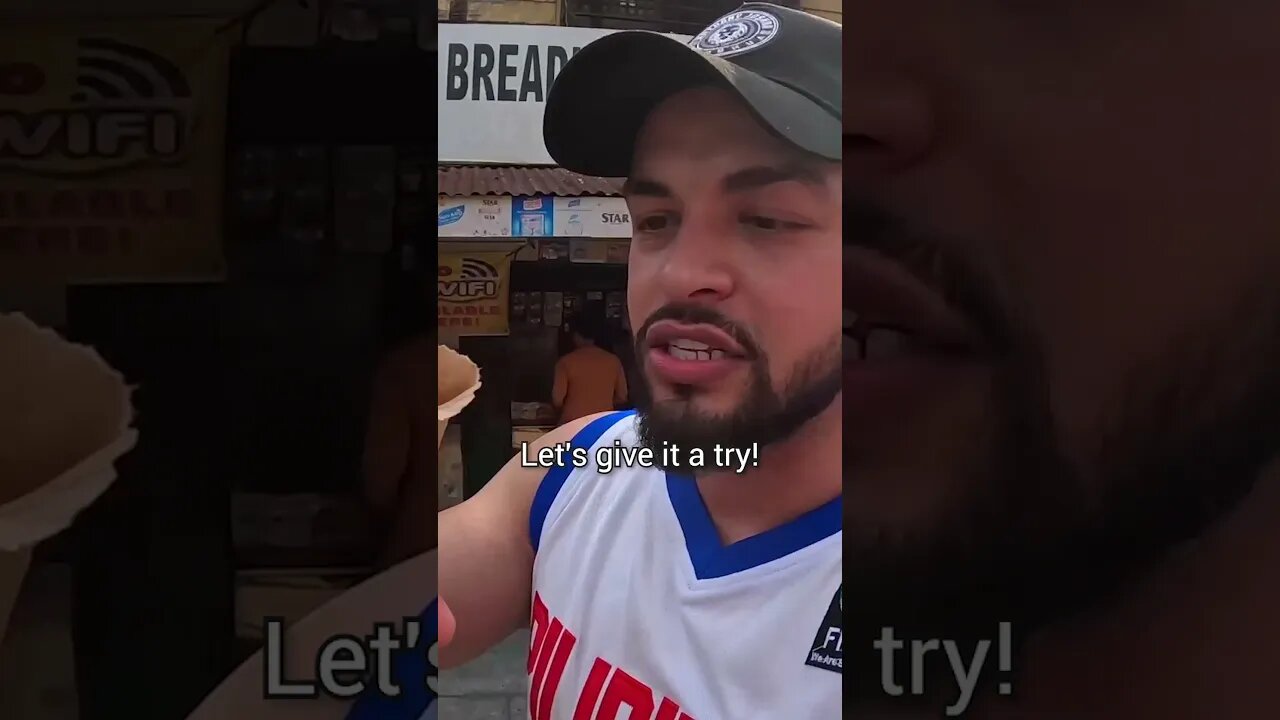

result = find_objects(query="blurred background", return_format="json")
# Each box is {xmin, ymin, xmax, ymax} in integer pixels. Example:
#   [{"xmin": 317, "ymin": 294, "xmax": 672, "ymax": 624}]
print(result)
[
  {"xmin": 0, "ymin": 2, "xmax": 428, "ymax": 718},
  {"xmin": 0, "ymin": 0, "xmax": 839, "ymax": 718}
]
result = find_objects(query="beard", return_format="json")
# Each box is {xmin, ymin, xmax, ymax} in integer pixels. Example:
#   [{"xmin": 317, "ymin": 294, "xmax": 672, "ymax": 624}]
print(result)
[
  {"xmin": 632, "ymin": 303, "xmax": 841, "ymax": 474},
  {"xmin": 846, "ymin": 200, "xmax": 1280, "ymax": 707}
]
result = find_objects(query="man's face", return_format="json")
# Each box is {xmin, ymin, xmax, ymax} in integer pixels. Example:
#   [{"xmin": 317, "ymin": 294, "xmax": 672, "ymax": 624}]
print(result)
[
  {"xmin": 626, "ymin": 87, "xmax": 842, "ymax": 466},
  {"xmin": 846, "ymin": 3, "xmax": 1280, "ymax": 644}
]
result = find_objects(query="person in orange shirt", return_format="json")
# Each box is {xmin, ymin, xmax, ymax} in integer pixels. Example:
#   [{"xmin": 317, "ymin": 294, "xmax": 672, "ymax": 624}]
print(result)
[{"xmin": 552, "ymin": 315, "xmax": 628, "ymax": 424}]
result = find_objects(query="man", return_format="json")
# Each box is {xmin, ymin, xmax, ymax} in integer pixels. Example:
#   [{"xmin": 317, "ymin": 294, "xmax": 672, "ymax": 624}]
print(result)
[
  {"xmin": 440, "ymin": 5, "xmax": 842, "ymax": 719},
  {"xmin": 363, "ymin": 262, "xmax": 436, "ymax": 566},
  {"xmin": 849, "ymin": 5, "xmax": 1280, "ymax": 718},
  {"xmin": 552, "ymin": 314, "xmax": 627, "ymax": 424}
]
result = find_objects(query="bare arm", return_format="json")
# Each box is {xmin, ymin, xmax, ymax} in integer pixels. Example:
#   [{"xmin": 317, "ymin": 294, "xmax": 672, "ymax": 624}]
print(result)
[{"xmin": 437, "ymin": 412, "xmax": 608, "ymax": 668}]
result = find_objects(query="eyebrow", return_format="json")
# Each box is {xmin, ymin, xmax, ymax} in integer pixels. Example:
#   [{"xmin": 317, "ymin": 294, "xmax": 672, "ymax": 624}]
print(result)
[
  {"xmin": 621, "ymin": 177, "xmax": 670, "ymax": 197},
  {"xmin": 622, "ymin": 162, "xmax": 828, "ymax": 198}
]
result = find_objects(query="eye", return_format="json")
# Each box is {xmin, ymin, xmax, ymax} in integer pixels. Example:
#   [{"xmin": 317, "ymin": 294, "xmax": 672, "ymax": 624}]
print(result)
[
  {"xmin": 741, "ymin": 214, "xmax": 808, "ymax": 232},
  {"xmin": 635, "ymin": 213, "xmax": 677, "ymax": 233}
]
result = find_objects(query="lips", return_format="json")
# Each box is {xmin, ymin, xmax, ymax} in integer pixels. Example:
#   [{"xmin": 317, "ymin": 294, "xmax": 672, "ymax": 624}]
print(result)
[
  {"xmin": 644, "ymin": 320, "xmax": 751, "ymax": 387},
  {"xmin": 843, "ymin": 247, "xmax": 977, "ymax": 363},
  {"xmin": 645, "ymin": 321, "xmax": 750, "ymax": 358},
  {"xmin": 842, "ymin": 247, "xmax": 987, "ymax": 427}
]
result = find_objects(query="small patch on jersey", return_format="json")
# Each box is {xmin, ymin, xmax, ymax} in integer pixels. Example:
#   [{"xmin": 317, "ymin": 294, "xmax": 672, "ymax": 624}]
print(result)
[
  {"xmin": 804, "ymin": 585, "xmax": 842, "ymax": 674},
  {"xmin": 688, "ymin": 9, "xmax": 781, "ymax": 58}
]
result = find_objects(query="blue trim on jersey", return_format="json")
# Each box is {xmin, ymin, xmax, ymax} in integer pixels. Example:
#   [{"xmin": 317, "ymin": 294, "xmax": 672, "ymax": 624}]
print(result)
[
  {"xmin": 344, "ymin": 599, "xmax": 437, "ymax": 720},
  {"xmin": 666, "ymin": 473, "xmax": 842, "ymax": 580},
  {"xmin": 529, "ymin": 410, "xmax": 637, "ymax": 552}
]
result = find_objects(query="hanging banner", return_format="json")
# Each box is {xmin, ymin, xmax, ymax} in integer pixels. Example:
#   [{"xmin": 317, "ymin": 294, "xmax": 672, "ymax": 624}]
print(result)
[
  {"xmin": 0, "ymin": 20, "xmax": 231, "ymax": 283},
  {"xmin": 438, "ymin": 195, "xmax": 632, "ymax": 238},
  {"xmin": 437, "ymin": 196, "xmax": 512, "ymax": 237},
  {"xmin": 553, "ymin": 196, "xmax": 631, "ymax": 238},
  {"xmin": 512, "ymin": 195, "xmax": 553, "ymax": 236},
  {"xmin": 438, "ymin": 248, "xmax": 512, "ymax": 335}
]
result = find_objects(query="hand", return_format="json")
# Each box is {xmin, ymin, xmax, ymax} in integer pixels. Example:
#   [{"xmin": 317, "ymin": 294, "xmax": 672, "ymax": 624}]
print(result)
[{"xmin": 439, "ymin": 597, "xmax": 455, "ymax": 648}]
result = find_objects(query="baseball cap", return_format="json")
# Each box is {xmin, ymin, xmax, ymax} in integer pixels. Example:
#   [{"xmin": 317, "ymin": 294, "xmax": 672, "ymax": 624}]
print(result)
[{"xmin": 543, "ymin": 3, "xmax": 841, "ymax": 178}]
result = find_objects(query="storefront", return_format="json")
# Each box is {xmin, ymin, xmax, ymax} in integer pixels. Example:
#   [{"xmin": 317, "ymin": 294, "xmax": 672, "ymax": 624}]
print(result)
[
  {"xmin": 435, "ymin": 22, "xmax": 691, "ymax": 497},
  {"xmin": 437, "ymin": 167, "xmax": 633, "ymax": 498}
]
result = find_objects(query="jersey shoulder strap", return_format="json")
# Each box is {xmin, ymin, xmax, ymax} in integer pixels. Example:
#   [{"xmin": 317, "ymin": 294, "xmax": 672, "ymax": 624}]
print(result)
[{"xmin": 528, "ymin": 410, "xmax": 636, "ymax": 552}]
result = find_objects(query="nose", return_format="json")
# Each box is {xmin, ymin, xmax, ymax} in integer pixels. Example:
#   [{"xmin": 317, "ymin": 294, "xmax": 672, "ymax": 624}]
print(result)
[
  {"xmin": 656, "ymin": 219, "xmax": 735, "ymax": 303},
  {"xmin": 846, "ymin": 73, "xmax": 936, "ymax": 182},
  {"xmin": 844, "ymin": 33, "xmax": 936, "ymax": 183}
]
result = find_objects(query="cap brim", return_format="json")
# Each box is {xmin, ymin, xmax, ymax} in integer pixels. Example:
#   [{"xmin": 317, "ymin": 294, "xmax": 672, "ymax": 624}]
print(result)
[{"xmin": 543, "ymin": 32, "xmax": 840, "ymax": 178}]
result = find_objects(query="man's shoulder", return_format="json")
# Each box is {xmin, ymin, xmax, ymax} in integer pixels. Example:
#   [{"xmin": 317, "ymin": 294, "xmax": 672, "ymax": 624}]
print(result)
[
  {"xmin": 541, "ymin": 411, "xmax": 634, "ymax": 451},
  {"xmin": 557, "ymin": 409, "xmax": 636, "ymax": 441},
  {"xmin": 546, "ymin": 411, "xmax": 645, "ymax": 473}
]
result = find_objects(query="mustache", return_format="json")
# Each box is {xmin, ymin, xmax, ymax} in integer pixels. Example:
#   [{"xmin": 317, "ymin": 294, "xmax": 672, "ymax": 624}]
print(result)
[
  {"xmin": 845, "ymin": 199, "xmax": 1017, "ymax": 354},
  {"xmin": 635, "ymin": 303, "xmax": 762, "ymax": 359}
]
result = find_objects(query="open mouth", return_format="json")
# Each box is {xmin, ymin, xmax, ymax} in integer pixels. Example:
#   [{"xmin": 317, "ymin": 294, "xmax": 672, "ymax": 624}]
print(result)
[
  {"xmin": 843, "ymin": 249, "xmax": 978, "ymax": 364},
  {"xmin": 841, "ymin": 250, "xmax": 987, "ymax": 422},
  {"xmin": 843, "ymin": 310, "xmax": 970, "ymax": 361},
  {"xmin": 643, "ymin": 320, "xmax": 751, "ymax": 386},
  {"xmin": 646, "ymin": 321, "xmax": 751, "ymax": 362},
  {"xmin": 667, "ymin": 340, "xmax": 732, "ymax": 361}
]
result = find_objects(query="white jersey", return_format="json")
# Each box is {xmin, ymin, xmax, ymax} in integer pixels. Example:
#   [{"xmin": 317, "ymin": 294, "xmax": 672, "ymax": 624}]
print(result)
[{"xmin": 526, "ymin": 411, "xmax": 843, "ymax": 720}]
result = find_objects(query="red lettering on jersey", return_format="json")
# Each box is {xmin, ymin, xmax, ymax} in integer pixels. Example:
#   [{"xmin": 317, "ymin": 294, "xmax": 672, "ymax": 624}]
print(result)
[
  {"xmin": 530, "ymin": 618, "xmax": 566, "ymax": 720},
  {"xmin": 530, "ymin": 600, "xmax": 692, "ymax": 720},
  {"xmin": 537, "ymin": 625, "xmax": 577, "ymax": 720},
  {"xmin": 595, "ymin": 668, "xmax": 654, "ymax": 720},
  {"xmin": 656, "ymin": 698, "xmax": 695, "ymax": 720},
  {"xmin": 529, "ymin": 593, "xmax": 551, "ymax": 674},
  {"xmin": 571, "ymin": 658, "xmax": 611, "ymax": 720}
]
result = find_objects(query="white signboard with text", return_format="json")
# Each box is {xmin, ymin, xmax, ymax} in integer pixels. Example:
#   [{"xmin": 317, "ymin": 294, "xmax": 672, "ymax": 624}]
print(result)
[
  {"xmin": 438, "ymin": 24, "xmax": 689, "ymax": 165},
  {"xmin": 438, "ymin": 196, "xmax": 633, "ymax": 238},
  {"xmin": 553, "ymin": 196, "xmax": 631, "ymax": 238},
  {"xmin": 437, "ymin": 197, "xmax": 512, "ymax": 237}
]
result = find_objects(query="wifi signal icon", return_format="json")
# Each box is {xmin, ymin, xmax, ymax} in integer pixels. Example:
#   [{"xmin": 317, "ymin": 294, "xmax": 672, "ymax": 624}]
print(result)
[
  {"xmin": 460, "ymin": 258, "xmax": 498, "ymax": 279},
  {"xmin": 71, "ymin": 38, "xmax": 191, "ymax": 103}
]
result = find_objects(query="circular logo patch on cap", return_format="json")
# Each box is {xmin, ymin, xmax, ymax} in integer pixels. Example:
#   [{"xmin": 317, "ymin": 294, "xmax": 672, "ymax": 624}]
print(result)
[{"xmin": 689, "ymin": 9, "xmax": 781, "ymax": 58}]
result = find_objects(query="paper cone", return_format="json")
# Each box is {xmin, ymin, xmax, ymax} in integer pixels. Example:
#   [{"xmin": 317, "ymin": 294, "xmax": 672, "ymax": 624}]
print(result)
[
  {"xmin": 0, "ymin": 313, "xmax": 137, "ymax": 641},
  {"xmin": 437, "ymin": 345, "xmax": 480, "ymax": 448}
]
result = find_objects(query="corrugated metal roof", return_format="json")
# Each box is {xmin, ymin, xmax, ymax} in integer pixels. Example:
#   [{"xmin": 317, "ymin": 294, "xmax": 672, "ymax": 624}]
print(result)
[{"xmin": 438, "ymin": 165, "xmax": 624, "ymax": 197}]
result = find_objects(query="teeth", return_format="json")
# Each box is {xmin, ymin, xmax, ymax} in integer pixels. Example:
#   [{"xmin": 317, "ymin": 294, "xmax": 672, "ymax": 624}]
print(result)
[
  {"xmin": 671, "ymin": 339, "xmax": 712, "ymax": 350},
  {"xmin": 670, "ymin": 346, "xmax": 699, "ymax": 360},
  {"xmin": 864, "ymin": 328, "xmax": 911, "ymax": 360},
  {"xmin": 668, "ymin": 346, "xmax": 726, "ymax": 361}
]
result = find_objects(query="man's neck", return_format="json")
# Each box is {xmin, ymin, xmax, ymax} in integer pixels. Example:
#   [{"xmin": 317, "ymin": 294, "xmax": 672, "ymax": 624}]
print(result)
[
  {"xmin": 696, "ymin": 398, "xmax": 843, "ymax": 544},
  {"xmin": 987, "ymin": 457, "xmax": 1280, "ymax": 718}
]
